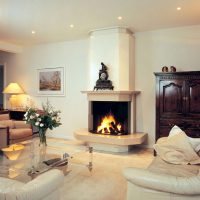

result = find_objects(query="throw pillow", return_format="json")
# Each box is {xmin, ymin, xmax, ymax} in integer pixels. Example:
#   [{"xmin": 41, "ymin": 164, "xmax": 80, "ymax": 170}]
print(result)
[
  {"xmin": 187, "ymin": 137, "xmax": 200, "ymax": 153},
  {"xmin": 168, "ymin": 125, "xmax": 185, "ymax": 137},
  {"xmin": 169, "ymin": 125, "xmax": 200, "ymax": 154},
  {"xmin": 154, "ymin": 132, "xmax": 200, "ymax": 165}
]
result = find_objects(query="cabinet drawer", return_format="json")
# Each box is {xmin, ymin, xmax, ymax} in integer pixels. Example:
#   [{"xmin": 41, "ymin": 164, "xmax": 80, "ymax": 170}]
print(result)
[
  {"xmin": 160, "ymin": 119, "xmax": 200, "ymax": 129},
  {"xmin": 160, "ymin": 119, "xmax": 184, "ymax": 128},
  {"xmin": 159, "ymin": 126, "xmax": 200, "ymax": 138}
]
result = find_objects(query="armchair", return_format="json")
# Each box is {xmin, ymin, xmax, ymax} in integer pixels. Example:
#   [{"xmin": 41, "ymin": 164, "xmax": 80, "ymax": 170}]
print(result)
[
  {"xmin": 0, "ymin": 169, "xmax": 64, "ymax": 200},
  {"xmin": 0, "ymin": 113, "xmax": 32, "ymax": 147},
  {"xmin": 123, "ymin": 164, "xmax": 200, "ymax": 200},
  {"xmin": 123, "ymin": 132, "xmax": 200, "ymax": 200}
]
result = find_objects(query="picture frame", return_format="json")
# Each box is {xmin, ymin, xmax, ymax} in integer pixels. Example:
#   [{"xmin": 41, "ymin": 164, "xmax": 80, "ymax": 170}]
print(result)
[{"xmin": 37, "ymin": 67, "xmax": 65, "ymax": 96}]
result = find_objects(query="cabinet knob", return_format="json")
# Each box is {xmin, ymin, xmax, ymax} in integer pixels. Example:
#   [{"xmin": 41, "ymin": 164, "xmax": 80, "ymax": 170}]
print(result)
[{"xmin": 183, "ymin": 97, "xmax": 188, "ymax": 101}]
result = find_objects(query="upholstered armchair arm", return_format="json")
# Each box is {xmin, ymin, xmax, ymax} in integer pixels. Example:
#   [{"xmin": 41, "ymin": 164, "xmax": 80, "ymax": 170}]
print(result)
[
  {"xmin": 0, "ymin": 125, "xmax": 8, "ymax": 148},
  {"xmin": 123, "ymin": 167, "xmax": 200, "ymax": 195},
  {"xmin": 15, "ymin": 169, "xmax": 64, "ymax": 200},
  {"xmin": 13, "ymin": 120, "xmax": 32, "ymax": 129}
]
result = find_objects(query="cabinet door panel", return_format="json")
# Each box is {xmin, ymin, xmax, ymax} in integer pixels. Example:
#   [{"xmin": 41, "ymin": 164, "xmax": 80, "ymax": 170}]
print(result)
[
  {"xmin": 186, "ymin": 79, "xmax": 200, "ymax": 117},
  {"xmin": 160, "ymin": 80, "xmax": 185, "ymax": 117}
]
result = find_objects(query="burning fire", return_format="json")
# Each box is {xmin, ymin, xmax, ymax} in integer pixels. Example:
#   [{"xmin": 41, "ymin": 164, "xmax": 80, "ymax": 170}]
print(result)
[{"xmin": 97, "ymin": 113, "xmax": 122, "ymax": 134}]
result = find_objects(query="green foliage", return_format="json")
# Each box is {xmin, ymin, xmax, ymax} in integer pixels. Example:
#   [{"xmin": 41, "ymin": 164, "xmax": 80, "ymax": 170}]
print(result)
[{"xmin": 24, "ymin": 101, "xmax": 62, "ymax": 132}]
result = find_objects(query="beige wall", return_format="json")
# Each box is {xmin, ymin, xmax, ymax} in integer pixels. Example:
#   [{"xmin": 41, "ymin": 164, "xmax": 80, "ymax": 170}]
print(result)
[
  {"xmin": 135, "ymin": 25, "xmax": 200, "ymax": 146},
  {"xmin": 1, "ymin": 25, "xmax": 200, "ymax": 146}
]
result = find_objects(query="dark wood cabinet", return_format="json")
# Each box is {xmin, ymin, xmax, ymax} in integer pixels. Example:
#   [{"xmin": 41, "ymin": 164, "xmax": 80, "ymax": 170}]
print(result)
[{"xmin": 155, "ymin": 71, "xmax": 200, "ymax": 141}]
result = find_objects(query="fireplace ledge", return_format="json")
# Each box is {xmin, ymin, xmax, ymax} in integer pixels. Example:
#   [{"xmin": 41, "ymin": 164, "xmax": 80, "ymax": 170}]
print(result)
[{"xmin": 81, "ymin": 90, "xmax": 140, "ymax": 101}]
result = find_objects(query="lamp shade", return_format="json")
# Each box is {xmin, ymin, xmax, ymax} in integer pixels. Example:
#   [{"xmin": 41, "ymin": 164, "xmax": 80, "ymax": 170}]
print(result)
[{"xmin": 3, "ymin": 83, "xmax": 24, "ymax": 94}]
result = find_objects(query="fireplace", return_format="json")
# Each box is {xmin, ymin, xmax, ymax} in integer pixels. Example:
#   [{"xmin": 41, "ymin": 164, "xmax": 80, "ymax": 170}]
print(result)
[
  {"xmin": 74, "ymin": 28, "xmax": 147, "ymax": 152},
  {"xmin": 90, "ymin": 101, "xmax": 130, "ymax": 135},
  {"xmin": 74, "ymin": 91, "xmax": 147, "ymax": 153}
]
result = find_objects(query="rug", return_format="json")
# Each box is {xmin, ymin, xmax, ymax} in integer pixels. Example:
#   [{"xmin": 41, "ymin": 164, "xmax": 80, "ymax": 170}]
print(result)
[{"xmin": 52, "ymin": 140, "xmax": 154, "ymax": 200}]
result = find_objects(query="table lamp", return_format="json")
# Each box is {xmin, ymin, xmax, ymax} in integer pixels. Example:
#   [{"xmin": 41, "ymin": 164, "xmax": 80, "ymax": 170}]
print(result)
[{"xmin": 3, "ymin": 82, "xmax": 24, "ymax": 110}]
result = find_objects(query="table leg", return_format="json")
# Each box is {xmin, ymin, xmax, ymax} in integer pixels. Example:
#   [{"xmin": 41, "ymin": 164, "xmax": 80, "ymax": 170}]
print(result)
[{"xmin": 88, "ymin": 146, "xmax": 93, "ymax": 172}]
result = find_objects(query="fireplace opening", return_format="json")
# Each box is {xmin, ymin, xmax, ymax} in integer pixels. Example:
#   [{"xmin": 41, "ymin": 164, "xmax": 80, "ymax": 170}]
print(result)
[{"xmin": 90, "ymin": 101, "xmax": 130, "ymax": 135}]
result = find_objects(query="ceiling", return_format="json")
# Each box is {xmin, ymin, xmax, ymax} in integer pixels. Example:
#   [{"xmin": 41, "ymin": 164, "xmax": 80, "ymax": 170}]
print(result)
[{"xmin": 0, "ymin": 0, "xmax": 200, "ymax": 46}]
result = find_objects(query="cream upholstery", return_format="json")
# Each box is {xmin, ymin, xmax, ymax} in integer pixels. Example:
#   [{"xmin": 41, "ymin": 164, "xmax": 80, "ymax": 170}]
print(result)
[
  {"xmin": 0, "ymin": 114, "xmax": 32, "ymax": 147},
  {"xmin": 123, "ymin": 134, "xmax": 200, "ymax": 200},
  {"xmin": 123, "ymin": 158, "xmax": 200, "ymax": 200},
  {"xmin": 0, "ymin": 169, "xmax": 64, "ymax": 200}
]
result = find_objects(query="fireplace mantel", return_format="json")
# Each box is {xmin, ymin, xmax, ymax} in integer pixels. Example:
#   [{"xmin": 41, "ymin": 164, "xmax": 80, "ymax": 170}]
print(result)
[{"xmin": 81, "ymin": 90, "xmax": 140, "ymax": 101}]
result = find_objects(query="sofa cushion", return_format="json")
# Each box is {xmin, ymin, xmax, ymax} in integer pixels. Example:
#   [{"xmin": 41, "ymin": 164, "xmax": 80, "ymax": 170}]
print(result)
[
  {"xmin": 9, "ymin": 128, "xmax": 32, "ymax": 140},
  {"xmin": 0, "ymin": 120, "xmax": 14, "ymax": 128},
  {"xmin": 154, "ymin": 132, "xmax": 200, "ymax": 165},
  {"xmin": 148, "ymin": 156, "xmax": 200, "ymax": 177},
  {"xmin": 13, "ymin": 120, "xmax": 31, "ymax": 129},
  {"xmin": 0, "ymin": 114, "xmax": 10, "ymax": 121},
  {"xmin": 169, "ymin": 125, "xmax": 200, "ymax": 153}
]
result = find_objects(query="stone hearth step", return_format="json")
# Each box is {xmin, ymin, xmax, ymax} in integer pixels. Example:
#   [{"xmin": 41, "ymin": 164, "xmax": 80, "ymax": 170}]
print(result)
[{"xmin": 74, "ymin": 129, "xmax": 147, "ymax": 153}]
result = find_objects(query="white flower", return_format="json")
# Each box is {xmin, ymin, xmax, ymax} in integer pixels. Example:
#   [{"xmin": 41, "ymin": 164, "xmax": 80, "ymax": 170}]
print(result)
[
  {"xmin": 40, "ymin": 123, "xmax": 44, "ymax": 127},
  {"xmin": 36, "ymin": 114, "xmax": 39, "ymax": 117},
  {"xmin": 56, "ymin": 117, "xmax": 61, "ymax": 122},
  {"xmin": 38, "ymin": 118, "xmax": 41, "ymax": 122},
  {"xmin": 30, "ymin": 115, "xmax": 34, "ymax": 119},
  {"xmin": 35, "ymin": 122, "xmax": 39, "ymax": 126},
  {"xmin": 24, "ymin": 113, "xmax": 28, "ymax": 117}
]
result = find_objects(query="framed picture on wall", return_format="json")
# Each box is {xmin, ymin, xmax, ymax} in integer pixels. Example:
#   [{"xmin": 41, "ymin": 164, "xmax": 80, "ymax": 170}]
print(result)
[{"xmin": 37, "ymin": 67, "xmax": 65, "ymax": 96}]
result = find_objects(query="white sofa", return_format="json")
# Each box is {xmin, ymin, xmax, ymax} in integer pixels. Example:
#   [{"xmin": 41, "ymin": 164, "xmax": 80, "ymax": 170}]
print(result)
[
  {"xmin": 0, "ymin": 169, "xmax": 64, "ymax": 200},
  {"xmin": 123, "ymin": 165, "xmax": 200, "ymax": 200},
  {"xmin": 123, "ymin": 128, "xmax": 200, "ymax": 200}
]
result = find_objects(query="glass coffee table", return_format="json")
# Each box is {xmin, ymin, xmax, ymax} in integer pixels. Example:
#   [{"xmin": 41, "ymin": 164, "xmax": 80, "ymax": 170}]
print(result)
[{"xmin": 0, "ymin": 137, "xmax": 93, "ymax": 182}]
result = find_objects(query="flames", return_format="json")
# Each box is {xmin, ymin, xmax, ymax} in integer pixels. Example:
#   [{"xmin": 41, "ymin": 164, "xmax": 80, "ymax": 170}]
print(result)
[{"xmin": 97, "ymin": 113, "xmax": 122, "ymax": 134}]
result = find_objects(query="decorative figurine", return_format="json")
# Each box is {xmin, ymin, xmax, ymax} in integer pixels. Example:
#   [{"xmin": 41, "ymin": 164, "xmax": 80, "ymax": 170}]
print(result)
[
  {"xmin": 170, "ymin": 66, "xmax": 176, "ymax": 72},
  {"xmin": 94, "ymin": 62, "xmax": 114, "ymax": 90},
  {"xmin": 162, "ymin": 66, "xmax": 168, "ymax": 72}
]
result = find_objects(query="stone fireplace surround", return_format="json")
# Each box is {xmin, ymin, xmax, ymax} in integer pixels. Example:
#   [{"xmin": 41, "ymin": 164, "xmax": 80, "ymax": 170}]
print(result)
[{"xmin": 74, "ymin": 91, "xmax": 147, "ymax": 152}]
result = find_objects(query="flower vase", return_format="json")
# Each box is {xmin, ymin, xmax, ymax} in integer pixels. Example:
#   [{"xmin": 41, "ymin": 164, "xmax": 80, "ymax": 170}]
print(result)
[
  {"xmin": 39, "ymin": 142, "xmax": 47, "ymax": 163},
  {"xmin": 38, "ymin": 129, "xmax": 47, "ymax": 163},
  {"xmin": 39, "ymin": 129, "xmax": 47, "ymax": 146}
]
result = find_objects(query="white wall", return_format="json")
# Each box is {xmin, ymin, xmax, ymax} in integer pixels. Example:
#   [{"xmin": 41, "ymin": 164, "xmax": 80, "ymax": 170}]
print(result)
[
  {"xmin": 0, "ymin": 39, "xmax": 89, "ymax": 139},
  {"xmin": 135, "ymin": 25, "xmax": 200, "ymax": 146},
  {"xmin": 1, "ymin": 25, "xmax": 200, "ymax": 146},
  {"xmin": 88, "ymin": 28, "xmax": 134, "ymax": 91}
]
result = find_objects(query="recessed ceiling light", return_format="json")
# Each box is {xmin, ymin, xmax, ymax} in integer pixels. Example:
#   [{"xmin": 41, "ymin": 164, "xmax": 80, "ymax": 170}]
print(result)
[
  {"xmin": 117, "ymin": 16, "xmax": 122, "ymax": 20},
  {"xmin": 177, "ymin": 7, "xmax": 181, "ymax": 11},
  {"xmin": 31, "ymin": 30, "xmax": 36, "ymax": 34},
  {"xmin": 70, "ymin": 24, "xmax": 74, "ymax": 28}
]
